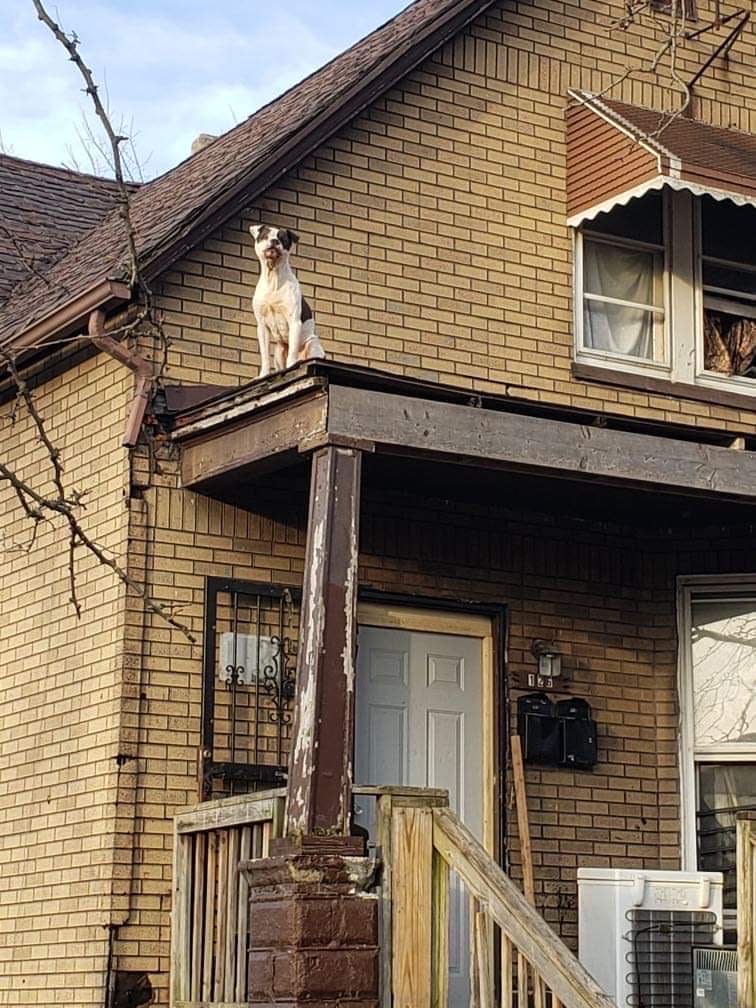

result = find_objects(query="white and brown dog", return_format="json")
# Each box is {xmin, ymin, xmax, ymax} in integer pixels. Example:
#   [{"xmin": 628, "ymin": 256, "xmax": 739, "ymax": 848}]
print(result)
[{"xmin": 249, "ymin": 224, "xmax": 325, "ymax": 377}]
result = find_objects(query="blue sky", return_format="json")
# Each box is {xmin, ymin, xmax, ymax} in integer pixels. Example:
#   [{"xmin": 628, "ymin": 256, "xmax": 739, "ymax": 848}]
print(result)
[{"xmin": 1, "ymin": 1, "xmax": 407, "ymax": 178}]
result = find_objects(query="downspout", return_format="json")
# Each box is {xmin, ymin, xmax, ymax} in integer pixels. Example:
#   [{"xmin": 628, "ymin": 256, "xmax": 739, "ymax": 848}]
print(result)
[
  {"xmin": 88, "ymin": 307, "xmax": 157, "ymax": 1007},
  {"xmin": 88, "ymin": 308, "xmax": 154, "ymax": 448}
]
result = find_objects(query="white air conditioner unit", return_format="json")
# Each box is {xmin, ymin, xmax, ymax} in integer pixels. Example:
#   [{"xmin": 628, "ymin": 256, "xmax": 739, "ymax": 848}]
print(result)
[{"xmin": 578, "ymin": 867, "xmax": 724, "ymax": 1008}]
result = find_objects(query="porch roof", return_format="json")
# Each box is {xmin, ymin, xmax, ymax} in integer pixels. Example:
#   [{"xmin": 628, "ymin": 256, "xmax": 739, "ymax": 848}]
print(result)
[{"xmin": 170, "ymin": 360, "xmax": 756, "ymax": 509}]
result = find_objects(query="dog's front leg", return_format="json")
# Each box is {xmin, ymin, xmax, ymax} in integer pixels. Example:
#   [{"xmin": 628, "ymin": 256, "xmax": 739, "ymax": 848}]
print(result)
[
  {"xmin": 273, "ymin": 340, "xmax": 287, "ymax": 372},
  {"xmin": 256, "ymin": 321, "xmax": 271, "ymax": 378},
  {"xmin": 286, "ymin": 317, "xmax": 303, "ymax": 369}
]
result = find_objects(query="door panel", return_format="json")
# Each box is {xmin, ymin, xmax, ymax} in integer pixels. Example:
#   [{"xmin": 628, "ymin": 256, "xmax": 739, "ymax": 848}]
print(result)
[{"xmin": 355, "ymin": 621, "xmax": 486, "ymax": 1008}]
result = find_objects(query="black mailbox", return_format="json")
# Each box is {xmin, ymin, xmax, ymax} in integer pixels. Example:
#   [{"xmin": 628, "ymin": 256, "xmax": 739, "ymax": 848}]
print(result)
[
  {"xmin": 556, "ymin": 697, "xmax": 598, "ymax": 770},
  {"xmin": 517, "ymin": 693, "xmax": 598, "ymax": 770},
  {"xmin": 517, "ymin": 692, "xmax": 559, "ymax": 764}
]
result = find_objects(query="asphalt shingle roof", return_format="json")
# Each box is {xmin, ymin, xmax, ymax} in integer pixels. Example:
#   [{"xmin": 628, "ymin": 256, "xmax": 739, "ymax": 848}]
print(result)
[
  {"xmin": 0, "ymin": 0, "xmax": 491, "ymax": 346},
  {"xmin": 0, "ymin": 154, "xmax": 133, "ymax": 304}
]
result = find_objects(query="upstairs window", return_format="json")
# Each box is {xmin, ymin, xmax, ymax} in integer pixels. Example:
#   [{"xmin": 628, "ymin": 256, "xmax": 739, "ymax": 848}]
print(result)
[
  {"xmin": 701, "ymin": 196, "xmax": 756, "ymax": 383},
  {"xmin": 574, "ymin": 188, "xmax": 756, "ymax": 397},
  {"xmin": 576, "ymin": 191, "xmax": 668, "ymax": 371}
]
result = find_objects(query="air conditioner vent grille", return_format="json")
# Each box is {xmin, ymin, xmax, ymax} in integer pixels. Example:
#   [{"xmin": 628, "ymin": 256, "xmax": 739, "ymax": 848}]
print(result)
[{"xmin": 627, "ymin": 908, "xmax": 718, "ymax": 1008}]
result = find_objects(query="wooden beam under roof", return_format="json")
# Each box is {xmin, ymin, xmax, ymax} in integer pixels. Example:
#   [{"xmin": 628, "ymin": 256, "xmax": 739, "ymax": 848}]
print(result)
[
  {"xmin": 176, "ymin": 366, "xmax": 756, "ymax": 505},
  {"xmin": 326, "ymin": 385, "xmax": 756, "ymax": 503}
]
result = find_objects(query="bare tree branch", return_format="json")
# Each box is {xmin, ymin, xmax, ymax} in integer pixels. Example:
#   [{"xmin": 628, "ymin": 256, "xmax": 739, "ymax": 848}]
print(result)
[
  {"xmin": 0, "ymin": 2, "xmax": 193, "ymax": 641},
  {"xmin": 31, "ymin": 0, "xmax": 142, "ymax": 289}
]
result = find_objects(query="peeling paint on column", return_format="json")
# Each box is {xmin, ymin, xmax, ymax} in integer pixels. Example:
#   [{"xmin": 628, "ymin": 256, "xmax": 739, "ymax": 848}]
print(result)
[
  {"xmin": 287, "ymin": 510, "xmax": 326, "ymax": 833},
  {"xmin": 284, "ymin": 445, "xmax": 362, "ymax": 840}
]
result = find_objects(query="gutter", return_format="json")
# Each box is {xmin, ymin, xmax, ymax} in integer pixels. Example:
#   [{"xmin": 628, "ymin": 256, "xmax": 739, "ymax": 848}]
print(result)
[
  {"xmin": 5, "ymin": 277, "xmax": 131, "ymax": 356},
  {"xmin": 88, "ymin": 309, "xmax": 154, "ymax": 448}
]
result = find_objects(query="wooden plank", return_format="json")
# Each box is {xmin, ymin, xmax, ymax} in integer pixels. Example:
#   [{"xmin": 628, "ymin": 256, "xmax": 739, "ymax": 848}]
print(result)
[
  {"xmin": 475, "ymin": 908, "xmax": 494, "ymax": 1008},
  {"xmin": 500, "ymin": 933, "xmax": 513, "ymax": 1008},
  {"xmin": 190, "ymin": 833, "xmax": 206, "ymax": 1000},
  {"xmin": 432, "ymin": 808, "xmax": 616, "ymax": 1008},
  {"xmin": 353, "ymin": 784, "xmax": 449, "ymax": 800},
  {"xmin": 236, "ymin": 826, "xmax": 252, "ymax": 1001},
  {"xmin": 175, "ymin": 790, "xmax": 285, "ymax": 834},
  {"xmin": 171, "ymin": 829, "xmax": 192, "ymax": 1004},
  {"xmin": 470, "ymin": 898, "xmax": 481, "ymax": 1008},
  {"xmin": 213, "ymin": 830, "xmax": 229, "ymax": 1002},
  {"xmin": 738, "ymin": 819, "xmax": 756, "ymax": 1008},
  {"xmin": 377, "ymin": 794, "xmax": 394, "ymax": 1008},
  {"xmin": 174, "ymin": 1002, "xmax": 248, "ymax": 1008},
  {"xmin": 511, "ymin": 736, "xmax": 535, "ymax": 907},
  {"xmin": 327, "ymin": 384, "xmax": 756, "ymax": 502},
  {"xmin": 392, "ymin": 806, "xmax": 433, "ymax": 1008},
  {"xmin": 180, "ymin": 393, "xmax": 327, "ymax": 490},
  {"xmin": 534, "ymin": 973, "xmax": 545, "ymax": 1008},
  {"xmin": 285, "ymin": 446, "xmax": 362, "ymax": 838},
  {"xmin": 201, "ymin": 832, "xmax": 218, "ymax": 1002},
  {"xmin": 172, "ymin": 375, "xmax": 324, "ymax": 438},
  {"xmin": 270, "ymin": 794, "xmax": 286, "ymax": 844},
  {"xmin": 253, "ymin": 821, "xmax": 264, "ymax": 860},
  {"xmin": 223, "ymin": 828, "xmax": 240, "ymax": 1002},
  {"xmin": 517, "ymin": 952, "xmax": 528, "ymax": 1008},
  {"xmin": 431, "ymin": 848, "xmax": 449, "ymax": 1008}
]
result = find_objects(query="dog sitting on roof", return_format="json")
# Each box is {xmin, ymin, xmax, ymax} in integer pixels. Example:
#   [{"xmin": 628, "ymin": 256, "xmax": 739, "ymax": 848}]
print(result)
[{"xmin": 249, "ymin": 224, "xmax": 326, "ymax": 378}]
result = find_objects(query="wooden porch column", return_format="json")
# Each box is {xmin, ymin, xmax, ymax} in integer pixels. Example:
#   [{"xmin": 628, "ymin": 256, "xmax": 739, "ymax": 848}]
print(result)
[{"xmin": 285, "ymin": 444, "xmax": 362, "ymax": 841}]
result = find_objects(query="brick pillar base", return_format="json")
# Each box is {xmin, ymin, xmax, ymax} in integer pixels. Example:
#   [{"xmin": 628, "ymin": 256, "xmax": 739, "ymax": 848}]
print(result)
[{"xmin": 243, "ymin": 851, "xmax": 379, "ymax": 1007}]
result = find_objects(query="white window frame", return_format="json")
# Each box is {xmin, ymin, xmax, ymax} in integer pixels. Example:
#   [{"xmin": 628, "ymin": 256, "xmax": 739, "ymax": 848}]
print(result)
[
  {"xmin": 677, "ymin": 574, "xmax": 756, "ymax": 872},
  {"xmin": 574, "ymin": 188, "xmax": 756, "ymax": 398},
  {"xmin": 574, "ymin": 194, "xmax": 671, "ymax": 378}
]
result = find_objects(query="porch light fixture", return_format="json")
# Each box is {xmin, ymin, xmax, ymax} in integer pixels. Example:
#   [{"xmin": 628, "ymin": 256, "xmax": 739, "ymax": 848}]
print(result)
[{"xmin": 531, "ymin": 639, "xmax": 562, "ymax": 679}]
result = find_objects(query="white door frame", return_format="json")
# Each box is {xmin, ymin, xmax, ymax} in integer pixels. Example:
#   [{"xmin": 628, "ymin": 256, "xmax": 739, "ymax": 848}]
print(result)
[{"xmin": 357, "ymin": 600, "xmax": 498, "ymax": 855}]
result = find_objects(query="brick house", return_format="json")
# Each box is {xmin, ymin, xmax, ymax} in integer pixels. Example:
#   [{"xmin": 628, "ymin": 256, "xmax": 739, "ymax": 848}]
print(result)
[{"xmin": 1, "ymin": 0, "xmax": 755, "ymax": 1006}]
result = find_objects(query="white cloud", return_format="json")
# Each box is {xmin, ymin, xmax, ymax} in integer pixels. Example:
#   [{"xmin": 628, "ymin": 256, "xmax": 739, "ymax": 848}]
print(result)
[{"xmin": 0, "ymin": 0, "xmax": 381, "ymax": 176}]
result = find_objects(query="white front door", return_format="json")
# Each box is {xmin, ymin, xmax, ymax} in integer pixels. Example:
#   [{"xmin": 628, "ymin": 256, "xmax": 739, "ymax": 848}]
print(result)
[{"xmin": 354, "ymin": 615, "xmax": 489, "ymax": 1007}]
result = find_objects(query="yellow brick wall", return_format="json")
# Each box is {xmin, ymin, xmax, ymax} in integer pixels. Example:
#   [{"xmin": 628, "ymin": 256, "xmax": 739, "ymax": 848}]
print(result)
[
  {"xmin": 4, "ymin": 0, "xmax": 755, "ymax": 1002},
  {"xmin": 155, "ymin": 0, "xmax": 756, "ymax": 432},
  {"xmin": 116, "ymin": 0, "xmax": 756, "ymax": 1000},
  {"xmin": 111, "ymin": 460, "xmax": 752, "ymax": 1003},
  {"xmin": 0, "ymin": 351, "xmax": 132, "ymax": 1005}
]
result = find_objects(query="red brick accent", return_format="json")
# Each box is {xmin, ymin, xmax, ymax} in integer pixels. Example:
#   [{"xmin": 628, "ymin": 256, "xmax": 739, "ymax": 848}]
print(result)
[{"xmin": 244, "ymin": 853, "xmax": 379, "ymax": 1007}]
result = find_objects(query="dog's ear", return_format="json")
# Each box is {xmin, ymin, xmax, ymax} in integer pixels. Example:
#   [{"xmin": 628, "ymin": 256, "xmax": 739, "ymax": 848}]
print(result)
[
  {"xmin": 282, "ymin": 229, "xmax": 300, "ymax": 249},
  {"xmin": 249, "ymin": 224, "xmax": 268, "ymax": 241}
]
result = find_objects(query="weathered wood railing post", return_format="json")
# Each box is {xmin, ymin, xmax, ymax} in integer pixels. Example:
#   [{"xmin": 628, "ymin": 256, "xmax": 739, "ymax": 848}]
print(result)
[
  {"xmin": 738, "ymin": 815, "xmax": 756, "ymax": 1008},
  {"xmin": 392, "ymin": 804, "xmax": 435, "ymax": 1008},
  {"xmin": 243, "ymin": 443, "xmax": 380, "ymax": 1008}
]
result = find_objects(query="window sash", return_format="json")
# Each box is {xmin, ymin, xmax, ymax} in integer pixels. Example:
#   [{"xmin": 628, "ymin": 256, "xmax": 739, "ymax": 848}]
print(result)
[{"xmin": 577, "ymin": 231, "xmax": 668, "ymax": 366}]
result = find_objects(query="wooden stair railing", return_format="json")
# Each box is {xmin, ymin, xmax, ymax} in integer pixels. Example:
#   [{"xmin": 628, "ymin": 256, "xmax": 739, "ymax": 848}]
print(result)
[
  {"xmin": 388, "ymin": 800, "xmax": 619, "ymax": 1008},
  {"xmin": 170, "ymin": 788, "xmax": 285, "ymax": 1008},
  {"xmin": 738, "ymin": 815, "xmax": 756, "ymax": 1008}
]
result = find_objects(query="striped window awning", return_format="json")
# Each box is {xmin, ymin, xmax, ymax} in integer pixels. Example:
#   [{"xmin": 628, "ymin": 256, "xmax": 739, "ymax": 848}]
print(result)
[{"xmin": 566, "ymin": 90, "xmax": 756, "ymax": 226}]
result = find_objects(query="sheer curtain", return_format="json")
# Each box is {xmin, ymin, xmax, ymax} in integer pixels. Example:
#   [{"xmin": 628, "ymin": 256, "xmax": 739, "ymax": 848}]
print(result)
[{"xmin": 583, "ymin": 240, "xmax": 656, "ymax": 359}]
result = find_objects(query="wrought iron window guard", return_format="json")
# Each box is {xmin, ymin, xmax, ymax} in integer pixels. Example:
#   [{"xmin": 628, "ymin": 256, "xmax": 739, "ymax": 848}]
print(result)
[{"xmin": 201, "ymin": 577, "xmax": 300, "ymax": 800}]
